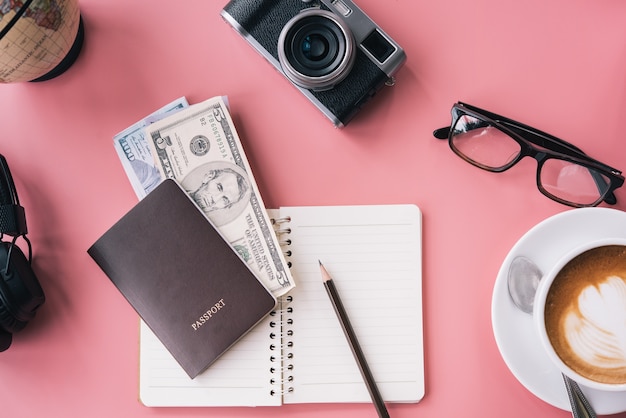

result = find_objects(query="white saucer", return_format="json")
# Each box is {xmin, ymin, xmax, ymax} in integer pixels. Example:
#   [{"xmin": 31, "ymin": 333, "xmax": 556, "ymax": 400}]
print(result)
[{"xmin": 491, "ymin": 207, "xmax": 626, "ymax": 415}]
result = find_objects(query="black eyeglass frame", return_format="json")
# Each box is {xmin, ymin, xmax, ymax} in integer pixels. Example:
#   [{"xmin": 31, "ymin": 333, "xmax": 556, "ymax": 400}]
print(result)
[{"xmin": 433, "ymin": 102, "xmax": 624, "ymax": 207}]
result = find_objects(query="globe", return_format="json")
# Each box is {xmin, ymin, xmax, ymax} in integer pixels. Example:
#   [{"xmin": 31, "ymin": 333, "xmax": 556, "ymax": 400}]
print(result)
[{"xmin": 0, "ymin": 0, "xmax": 84, "ymax": 83}]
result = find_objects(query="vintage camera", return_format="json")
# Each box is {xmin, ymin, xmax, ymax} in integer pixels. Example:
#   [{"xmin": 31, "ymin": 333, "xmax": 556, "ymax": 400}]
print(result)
[{"xmin": 221, "ymin": 0, "xmax": 406, "ymax": 127}]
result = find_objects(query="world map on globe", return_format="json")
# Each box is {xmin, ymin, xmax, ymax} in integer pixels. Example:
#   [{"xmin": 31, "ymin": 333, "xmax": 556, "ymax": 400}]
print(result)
[
  {"xmin": 1, "ymin": 0, "xmax": 63, "ymax": 31},
  {"xmin": 0, "ymin": 0, "xmax": 81, "ymax": 83}
]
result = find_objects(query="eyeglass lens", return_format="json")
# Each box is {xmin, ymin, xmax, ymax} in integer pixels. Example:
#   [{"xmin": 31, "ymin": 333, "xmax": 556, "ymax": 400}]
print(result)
[
  {"xmin": 539, "ymin": 159, "xmax": 610, "ymax": 206},
  {"xmin": 450, "ymin": 114, "xmax": 611, "ymax": 206},
  {"xmin": 451, "ymin": 115, "xmax": 521, "ymax": 170}
]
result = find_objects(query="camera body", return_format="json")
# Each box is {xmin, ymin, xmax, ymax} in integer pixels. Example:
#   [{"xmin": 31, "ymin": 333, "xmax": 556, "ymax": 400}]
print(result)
[{"xmin": 221, "ymin": 0, "xmax": 406, "ymax": 127}]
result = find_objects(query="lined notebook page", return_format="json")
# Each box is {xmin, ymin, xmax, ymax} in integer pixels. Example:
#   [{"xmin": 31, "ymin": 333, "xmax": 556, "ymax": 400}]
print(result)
[
  {"xmin": 279, "ymin": 205, "xmax": 424, "ymax": 404},
  {"xmin": 139, "ymin": 318, "xmax": 278, "ymax": 406}
]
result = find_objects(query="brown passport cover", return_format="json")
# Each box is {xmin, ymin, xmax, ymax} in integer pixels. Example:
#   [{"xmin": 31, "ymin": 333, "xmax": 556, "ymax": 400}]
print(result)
[{"xmin": 87, "ymin": 179, "xmax": 276, "ymax": 378}]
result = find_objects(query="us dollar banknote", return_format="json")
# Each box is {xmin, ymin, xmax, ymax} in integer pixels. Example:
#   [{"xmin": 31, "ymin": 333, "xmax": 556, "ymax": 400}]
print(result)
[
  {"xmin": 145, "ymin": 96, "xmax": 294, "ymax": 296},
  {"xmin": 113, "ymin": 97, "xmax": 189, "ymax": 199}
]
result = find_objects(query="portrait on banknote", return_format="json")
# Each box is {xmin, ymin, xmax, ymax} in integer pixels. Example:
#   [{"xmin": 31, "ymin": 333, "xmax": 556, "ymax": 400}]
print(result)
[{"xmin": 182, "ymin": 161, "xmax": 251, "ymax": 226}]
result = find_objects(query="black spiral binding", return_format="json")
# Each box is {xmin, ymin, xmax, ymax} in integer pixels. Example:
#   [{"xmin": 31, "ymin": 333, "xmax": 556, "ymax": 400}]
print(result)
[{"xmin": 269, "ymin": 215, "xmax": 295, "ymax": 397}]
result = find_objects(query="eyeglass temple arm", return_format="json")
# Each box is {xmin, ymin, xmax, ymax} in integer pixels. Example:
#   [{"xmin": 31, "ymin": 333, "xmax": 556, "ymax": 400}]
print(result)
[
  {"xmin": 454, "ymin": 103, "xmax": 590, "ymax": 158},
  {"xmin": 433, "ymin": 123, "xmax": 587, "ymax": 160},
  {"xmin": 603, "ymin": 190, "xmax": 617, "ymax": 205},
  {"xmin": 502, "ymin": 123, "xmax": 585, "ymax": 156},
  {"xmin": 433, "ymin": 127, "xmax": 450, "ymax": 139}
]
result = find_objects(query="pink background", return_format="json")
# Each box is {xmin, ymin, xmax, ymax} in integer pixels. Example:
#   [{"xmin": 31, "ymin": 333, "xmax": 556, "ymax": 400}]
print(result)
[{"xmin": 1, "ymin": 0, "xmax": 626, "ymax": 416}]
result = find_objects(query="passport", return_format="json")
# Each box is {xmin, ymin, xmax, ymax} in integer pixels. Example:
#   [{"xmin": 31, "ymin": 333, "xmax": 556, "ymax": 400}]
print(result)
[{"xmin": 88, "ymin": 179, "xmax": 276, "ymax": 378}]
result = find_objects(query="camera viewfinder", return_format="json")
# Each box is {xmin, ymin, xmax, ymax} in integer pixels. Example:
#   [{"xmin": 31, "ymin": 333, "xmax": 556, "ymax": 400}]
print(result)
[{"xmin": 362, "ymin": 30, "xmax": 395, "ymax": 63}]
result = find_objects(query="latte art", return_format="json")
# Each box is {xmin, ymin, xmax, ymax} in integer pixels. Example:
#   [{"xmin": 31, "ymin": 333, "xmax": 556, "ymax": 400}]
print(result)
[
  {"xmin": 564, "ymin": 276, "xmax": 626, "ymax": 372},
  {"xmin": 544, "ymin": 244, "xmax": 626, "ymax": 385}
]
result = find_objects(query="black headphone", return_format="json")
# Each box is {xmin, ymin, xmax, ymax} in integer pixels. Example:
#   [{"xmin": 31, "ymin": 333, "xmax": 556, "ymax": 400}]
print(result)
[{"xmin": 0, "ymin": 154, "xmax": 45, "ymax": 351}]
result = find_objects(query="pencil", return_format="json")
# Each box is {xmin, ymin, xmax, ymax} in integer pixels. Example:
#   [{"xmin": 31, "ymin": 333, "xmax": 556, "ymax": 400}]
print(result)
[{"xmin": 319, "ymin": 260, "xmax": 390, "ymax": 418}]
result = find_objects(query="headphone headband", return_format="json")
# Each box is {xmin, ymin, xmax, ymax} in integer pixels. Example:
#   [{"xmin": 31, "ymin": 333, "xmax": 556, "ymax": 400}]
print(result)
[{"xmin": 0, "ymin": 155, "xmax": 27, "ymax": 237}]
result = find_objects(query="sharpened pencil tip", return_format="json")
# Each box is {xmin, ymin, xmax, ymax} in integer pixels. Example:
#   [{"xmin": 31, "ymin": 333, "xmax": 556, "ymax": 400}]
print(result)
[{"xmin": 318, "ymin": 260, "xmax": 331, "ymax": 283}]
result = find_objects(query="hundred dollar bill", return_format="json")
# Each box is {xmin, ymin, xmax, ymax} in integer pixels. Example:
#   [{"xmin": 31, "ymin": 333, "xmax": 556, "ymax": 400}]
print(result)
[
  {"xmin": 145, "ymin": 96, "xmax": 294, "ymax": 296},
  {"xmin": 113, "ymin": 97, "xmax": 189, "ymax": 199}
]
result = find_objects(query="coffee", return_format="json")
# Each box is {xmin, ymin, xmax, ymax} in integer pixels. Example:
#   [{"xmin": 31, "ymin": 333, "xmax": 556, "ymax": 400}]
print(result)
[{"xmin": 544, "ymin": 245, "xmax": 626, "ymax": 385}]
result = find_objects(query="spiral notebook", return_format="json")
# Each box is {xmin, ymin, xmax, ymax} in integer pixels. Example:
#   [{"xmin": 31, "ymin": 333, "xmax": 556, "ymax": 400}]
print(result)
[{"xmin": 139, "ymin": 204, "xmax": 424, "ymax": 407}]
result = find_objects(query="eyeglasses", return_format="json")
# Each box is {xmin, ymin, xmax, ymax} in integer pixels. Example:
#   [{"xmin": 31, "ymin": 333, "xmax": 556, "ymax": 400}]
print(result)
[{"xmin": 433, "ymin": 102, "xmax": 624, "ymax": 208}]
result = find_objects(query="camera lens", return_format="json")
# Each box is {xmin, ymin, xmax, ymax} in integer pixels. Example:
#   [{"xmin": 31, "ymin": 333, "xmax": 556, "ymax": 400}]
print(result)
[
  {"xmin": 301, "ymin": 34, "xmax": 330, "ymax": 62},
  {"xmin": 278, "ymin": 9, "xmax": 355, "ymax": 91}
]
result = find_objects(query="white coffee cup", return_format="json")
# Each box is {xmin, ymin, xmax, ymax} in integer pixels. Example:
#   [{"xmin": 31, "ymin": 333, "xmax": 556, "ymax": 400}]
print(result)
[{"xmin": 534, "ymin": 237, "xmax": 626, "ymax": 391}]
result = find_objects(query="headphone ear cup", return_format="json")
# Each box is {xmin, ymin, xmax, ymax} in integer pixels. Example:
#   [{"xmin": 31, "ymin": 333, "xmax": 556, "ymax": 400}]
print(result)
[
  {"xmin": 0, "ymin": 296, "xmax": 18, "ymax": 352},
  {"xmin": 0, "ymin": 242, "xmax": 44, "ymax": 334},
  {"xmin": 0, "ymin": 329, "xmax": 11, "ymax": 351},
  {"xmin": 0, "ymin": 293, "xmax": 26, "ymax": 333}
]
